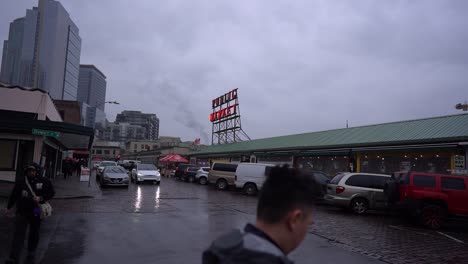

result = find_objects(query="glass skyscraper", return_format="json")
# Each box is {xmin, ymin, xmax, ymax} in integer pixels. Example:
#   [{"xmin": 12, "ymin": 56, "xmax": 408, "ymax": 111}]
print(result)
[
  {"xmin": 78, "ymin": 64, "xmax": 107, "ymax": 111},
  {"xmin": 0, "ymin": 0, "xmax": 81, "ymax": 100}
]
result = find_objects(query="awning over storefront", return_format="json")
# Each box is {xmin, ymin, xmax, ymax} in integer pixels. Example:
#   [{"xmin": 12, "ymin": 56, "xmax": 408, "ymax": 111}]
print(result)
[{"xmin": 0, "ymin": 115, "xmax": 94, "ymax": 150}]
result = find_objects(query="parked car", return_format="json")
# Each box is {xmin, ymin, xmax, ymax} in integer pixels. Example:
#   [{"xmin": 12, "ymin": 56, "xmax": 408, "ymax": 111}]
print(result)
[
  {"xmin": 131, "ymin": 163, "xmax": 161, "ymax": 185},
  {"xmin": 389, "ymin": 171, "xmax": 468, "ymax": 229},
  {"xmin": 100, "ymin": 166, "xmax": 129, "ymax": 187},
  {"xmin": 325, "ymin": 172, "xmax": 391, "ymax": 214},
  {"xmin": 175, "ymin": 163, "xmax": 198, "ymax": 180},
  {"xmin": 208, "ymin": 162, "xmax": 239, "ymax": 190},
  {"xmin": 97, "ymin": 161, "xmax": 118, "ymax": 179},
  {"xmin": 195, "ymin": 167, "xmax": 210, "ymax": 185},
  {"xmin": 181, "ymin": 166, "xmax": 200, "ymax": 182},
  {"xmin": 234, "ymin": 163, "xmax": 274, "ymax": 195},
  {"xmin": 303, "ymin": 170, "xmax": 332, "ymax": 199}
]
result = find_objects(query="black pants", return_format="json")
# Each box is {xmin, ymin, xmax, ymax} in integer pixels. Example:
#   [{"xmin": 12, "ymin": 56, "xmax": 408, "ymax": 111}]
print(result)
[{"xmin": 9, "ymin": 215, "xmax": 41, "ymax": 260}]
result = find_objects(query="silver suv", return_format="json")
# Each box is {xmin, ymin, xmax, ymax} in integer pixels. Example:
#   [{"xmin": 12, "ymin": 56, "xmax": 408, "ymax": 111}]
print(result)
[{"xmin": 325, "ymin": 172, "xmax": 391, "ymax": 214}]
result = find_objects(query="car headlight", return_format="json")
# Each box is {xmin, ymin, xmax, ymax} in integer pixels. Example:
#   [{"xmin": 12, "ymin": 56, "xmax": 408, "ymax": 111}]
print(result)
[
  {"xmin": 137, "ymin": 173, "xmax": 143, "ymax": 176},
  {"xmin": 103, "ymin": 175, "xmax": 110, "ymax": 179}
]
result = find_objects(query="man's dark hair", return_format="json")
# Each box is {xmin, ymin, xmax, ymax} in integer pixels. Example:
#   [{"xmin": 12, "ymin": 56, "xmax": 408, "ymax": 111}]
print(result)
[{"xmin": 257, "ymin": 165, "xmax": 316, "ymax": 223}]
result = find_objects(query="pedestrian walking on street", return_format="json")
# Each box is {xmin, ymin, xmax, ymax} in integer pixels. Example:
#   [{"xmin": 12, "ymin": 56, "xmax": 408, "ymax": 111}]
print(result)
[
  {"xmin": 62, "ymin": 158, "xmax": 72, "ymax": 179},
  {"xmin": 202, "ymin": 165, "xmax": 316, "ymax": 264},
  {"xmin": 3, "ymin": 165, "xmax": 55, "ymax": 264}
]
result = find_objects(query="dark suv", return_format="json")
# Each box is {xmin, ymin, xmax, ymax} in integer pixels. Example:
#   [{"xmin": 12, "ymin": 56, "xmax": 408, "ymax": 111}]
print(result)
[
  {"xmin": 388, "ymin": 172, "xmax": 468, "ymax": 229},
  {"xmin": 181, "ymin": 166, "xmax": 200, "ymax": 182},
  {"xmin": 175, "ymin": 164, "xmax": 198, "ymax": 180}
]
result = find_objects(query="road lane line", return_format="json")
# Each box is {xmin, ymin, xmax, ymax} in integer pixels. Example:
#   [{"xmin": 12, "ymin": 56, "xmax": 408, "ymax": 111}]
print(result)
[{"xmin": 436, "ymin": 231, "xmax": 465, "ymax": 243}]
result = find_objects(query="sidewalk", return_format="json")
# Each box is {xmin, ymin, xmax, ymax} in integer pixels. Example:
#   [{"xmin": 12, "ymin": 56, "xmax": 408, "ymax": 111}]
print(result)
[
  {"xmin": 0, "ymin": 171, "xmax": 100, "ymax": 263},
  {"xmin": 52, "ymin": 170, "xmax": 101, "ymax": 199},
  {"xmin": 0, "ymin": 170, "xmax": 101, "ymax": 199}
]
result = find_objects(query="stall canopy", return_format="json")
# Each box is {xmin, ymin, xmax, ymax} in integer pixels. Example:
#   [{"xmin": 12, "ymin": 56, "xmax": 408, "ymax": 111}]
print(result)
[{"xmin": 159, "ymin": 154, "xmax": 188, "ymax": 163}]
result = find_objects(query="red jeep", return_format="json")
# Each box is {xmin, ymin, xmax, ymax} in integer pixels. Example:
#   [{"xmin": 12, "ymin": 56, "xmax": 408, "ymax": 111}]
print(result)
[{"xmin": 391, "ymin": 172, "xmax": 468, "ymax": 229}]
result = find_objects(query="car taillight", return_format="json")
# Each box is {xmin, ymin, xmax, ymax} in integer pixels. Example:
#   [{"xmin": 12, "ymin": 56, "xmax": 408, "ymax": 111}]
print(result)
[{"xmin": 336, "ymin": 186, "xmax": 345, "ymax": 194}]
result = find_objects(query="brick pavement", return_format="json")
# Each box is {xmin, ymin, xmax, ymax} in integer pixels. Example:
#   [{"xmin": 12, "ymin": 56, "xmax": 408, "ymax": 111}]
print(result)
[{"xmin": 309, "ymin": 206, "xmax": 468, "ymax": 264}]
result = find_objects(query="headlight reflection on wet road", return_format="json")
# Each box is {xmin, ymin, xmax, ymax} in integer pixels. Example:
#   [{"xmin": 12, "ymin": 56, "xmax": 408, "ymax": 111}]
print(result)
[
  {"xmin": 135, "ymin": 186, "xmax": 142, "ymax": 212},
  {"xmin": 155, "ymin": 187, "xmax": 160, "ymax": 209}
]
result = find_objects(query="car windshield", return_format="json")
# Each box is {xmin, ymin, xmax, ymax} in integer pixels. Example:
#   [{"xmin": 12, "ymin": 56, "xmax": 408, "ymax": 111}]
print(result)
[
  {"xmin": 100, "ymin": 162, "xmax": 116, "ymax": 167},
  {"xmin": 138, "ymin": 164, "xmax": 157, "ymax": 170},
  {"xmin": 105, "ymin": 167, "xmax": 126, "ymax": 173}
]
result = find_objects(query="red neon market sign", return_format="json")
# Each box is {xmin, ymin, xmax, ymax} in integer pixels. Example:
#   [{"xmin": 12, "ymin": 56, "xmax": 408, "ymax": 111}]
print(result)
[
  {"xmin": 210, "ymin": 88, "xmax": 239, "ymax": 123},
  {"xmin": 210, "ymin": 104, "xmax": 237, "ymax": 122},
  {"xmin": 212, "ymin": 88, "xmax": 238, "ymax": 108}
]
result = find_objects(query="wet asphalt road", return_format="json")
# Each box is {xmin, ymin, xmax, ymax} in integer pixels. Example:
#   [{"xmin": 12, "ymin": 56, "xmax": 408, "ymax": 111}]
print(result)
[
  {"xmin": 39, "ymin": 177, "xmax": 382, "ymax": 264},
  {"xmin": 3, "ymin": 176, "xmax": 468, "ymax": 264}
]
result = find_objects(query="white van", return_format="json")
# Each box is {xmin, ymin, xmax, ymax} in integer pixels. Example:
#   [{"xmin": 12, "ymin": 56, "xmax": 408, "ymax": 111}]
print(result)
[{"xmin": 235, "ymin": 163, "xmax": 275, "ymax": 195}]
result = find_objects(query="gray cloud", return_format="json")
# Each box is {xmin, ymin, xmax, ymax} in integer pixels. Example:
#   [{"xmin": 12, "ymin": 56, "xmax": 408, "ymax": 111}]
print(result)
[{"xmin": 1, "ymin": 0, "xmax": 467, "ymax": 143}]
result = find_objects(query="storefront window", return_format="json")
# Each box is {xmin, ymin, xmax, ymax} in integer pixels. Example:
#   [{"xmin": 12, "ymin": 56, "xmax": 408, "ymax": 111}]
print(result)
[
  {"xmin": 295, "ymin": 156, "xmax": 348, "ymax": 176},
  {"xmin": 257, "ymin": 155, "xmax": 293, "ymax": 166},
  {"xmin": 0, "ymin": 140, "xmax": 17, "ymax": 170},
  {"xmin": 104, "ymin": 150, "xmax": 110, "ymax": 155},
  {"xmin": 360, "ymin": 152, "xmax": 451, "ymax": 174}
]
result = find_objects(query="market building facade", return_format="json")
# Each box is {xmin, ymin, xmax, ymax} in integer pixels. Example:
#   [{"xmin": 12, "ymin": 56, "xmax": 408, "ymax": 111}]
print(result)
[{"xmin": 190, "ymin": 114, "xmax": 468, "ymax": 176}]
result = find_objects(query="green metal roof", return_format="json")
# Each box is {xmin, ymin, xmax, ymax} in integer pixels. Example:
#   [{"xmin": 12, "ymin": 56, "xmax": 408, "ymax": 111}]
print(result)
[{"xmin": 193, "ymin": 114, "xmax": 468, "ymax": 156}]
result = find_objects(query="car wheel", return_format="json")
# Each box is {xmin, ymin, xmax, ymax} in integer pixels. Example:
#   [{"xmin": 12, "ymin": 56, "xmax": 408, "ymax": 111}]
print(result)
[
  {"xmin": 421, "ymin": 204, "xmax": 445, "ymax": 229},
  {"xmin": 243, "ymin": 183, "xmax": 258, "ymax": 196},
  {"xmin": 156, "ymin": 181, "xmax": 160, "ymax": 185},
  {"xmin": 216, "ymin": 179, "xmax": 228, "ymax": 190},
  {"xmin": 350, "ymin": 198, "xmax": 369, "ymax": 214},
  {"xmin": 199, "ymin": 177, "xmax": 207, "ymax": 185},
  {"xmin": 189, "ymin": 176, "xmax": 195, "ymax": 183}
]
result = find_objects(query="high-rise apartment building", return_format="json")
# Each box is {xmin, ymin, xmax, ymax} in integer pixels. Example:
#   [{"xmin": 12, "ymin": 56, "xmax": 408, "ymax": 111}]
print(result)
[
  {"xmin": 115, "ymin": 111, "xmax": 160, "ymax": 140},
  {"xmin": 77, "ymin": 64, "xmax": 107, "ymax": 111},
  {"xmin": 0, "ymin": 0, "xmax": 81, "ymax": 100},
  {"xmin": 103, "ymin": 123, "xmax": 147, "ymax": 143}
]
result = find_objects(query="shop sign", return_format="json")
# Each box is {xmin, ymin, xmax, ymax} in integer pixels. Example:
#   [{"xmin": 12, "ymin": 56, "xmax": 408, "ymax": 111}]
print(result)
[
  {"xmin": 32, "ymin": 129, "xmax": 59, "ymax": 138},
  {"xmin": 454, "ymin": 156, "xmax": 465, "ymax": 169},
  {"xmin": 210, "ymin": 88, "xmax": 240, "ymax": 123}
]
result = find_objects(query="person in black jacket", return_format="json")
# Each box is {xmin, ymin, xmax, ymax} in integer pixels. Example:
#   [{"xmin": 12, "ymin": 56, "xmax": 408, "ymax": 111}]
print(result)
[
  {"xmin": 4, "ymin": 165, "xmax": 55, "ymax": 264},
  {"xmin": 202, "ymin": 165, "xmax": 316, "ymax": 264}
]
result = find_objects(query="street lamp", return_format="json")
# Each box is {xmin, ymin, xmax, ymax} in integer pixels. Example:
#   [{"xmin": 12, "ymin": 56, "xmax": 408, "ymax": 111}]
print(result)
[
  {"xmin": 94, "ymin": 101, "xmax": 120, "ymax": 109},
  {"xmin": 455, "ymin": 101, "xmax": 468, "ymax": 111}
]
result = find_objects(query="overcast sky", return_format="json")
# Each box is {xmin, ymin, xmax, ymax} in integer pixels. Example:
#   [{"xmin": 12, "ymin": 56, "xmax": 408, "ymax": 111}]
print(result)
[{"xmin": 1, "ymin": 1, "xmax": 467, "ymax": 143}]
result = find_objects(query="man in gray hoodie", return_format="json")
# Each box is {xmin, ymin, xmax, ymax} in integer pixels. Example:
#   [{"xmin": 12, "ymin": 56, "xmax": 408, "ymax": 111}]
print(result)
[{"xmin": 202, "ymin": 165, "xmax": 316, "ymax": 264}]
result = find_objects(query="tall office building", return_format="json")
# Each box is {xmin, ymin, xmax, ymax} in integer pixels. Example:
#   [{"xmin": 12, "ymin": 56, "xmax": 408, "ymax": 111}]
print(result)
[
  {"xmin": 0, "ymin": 8, "xmax": 38, "ymax": 87},
  {"xmin": 0, "ymin": 0, "xmax": 81, "ymax": 100},
  {"xmin": 115, "ymin": 111, "xmax": 160, "ymax": 140},
  {"xmin": 77, "ymin": 64, "xmax": 107, "ymax": 111}
]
